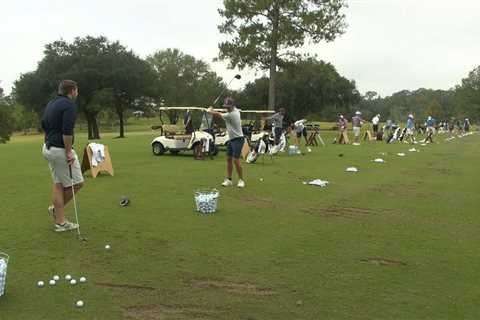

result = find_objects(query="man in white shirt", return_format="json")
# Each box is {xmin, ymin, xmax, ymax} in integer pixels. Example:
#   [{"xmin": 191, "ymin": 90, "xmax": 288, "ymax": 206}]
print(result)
[{"xmin": 207, "ymin": 97, "xmax": 246, "ymax": 188}]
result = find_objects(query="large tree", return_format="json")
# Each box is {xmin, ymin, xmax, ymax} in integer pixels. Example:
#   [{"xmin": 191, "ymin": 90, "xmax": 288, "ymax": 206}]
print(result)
[
  {"xmin": 147, "ymin": 48, "xmax": 224, "ymax": 123},
  {"xmin": 217, "ymin": 0, "xmax": 348, "ymax": 109},
  {"xmin": 455, "ymin": 66, "xmax": 480, "ymax": 120},
  {"xmin": 238, "ymin": 57, "xmax": 359, "ymax": 120},
  {"xmin": 15, "ymin": 36, "xmax": 158, "ymax": 139},
  {"xmin": 0, "ymin": 90, "xmax": 15, "ymax": 143}
]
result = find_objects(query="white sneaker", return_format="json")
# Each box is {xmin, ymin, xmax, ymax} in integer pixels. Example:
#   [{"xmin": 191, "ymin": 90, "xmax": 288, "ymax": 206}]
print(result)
[
  {"xmin": 237, "ymin": 179, "xmax": 245, "ymax": 188},
  {"xmin": 221, "ymin": 178, "xmax": 233, "ymax": 187},
  {"xmin": 54, "ymin": 220, "xmax": 79, "ymax": 232}
]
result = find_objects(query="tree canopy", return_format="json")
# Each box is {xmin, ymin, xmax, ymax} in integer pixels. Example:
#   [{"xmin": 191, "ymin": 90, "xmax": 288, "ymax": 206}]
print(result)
[{"xmin": 218, "ymin": 0, "xmax": 348, "ymax": 109}]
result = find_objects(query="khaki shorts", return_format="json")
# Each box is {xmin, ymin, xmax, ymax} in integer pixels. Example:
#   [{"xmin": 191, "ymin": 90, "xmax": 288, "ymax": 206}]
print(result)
[
  {"xmin": 42, "ymin": 144, "xmax": 84, "ymax": 188},
  {"xmin": 353, "ymin": 126, "xmax": 361, "ymax": 137}
]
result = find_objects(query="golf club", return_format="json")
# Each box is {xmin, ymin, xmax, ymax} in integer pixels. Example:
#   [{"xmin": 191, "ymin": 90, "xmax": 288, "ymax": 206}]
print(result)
[
  {"xmin": 69, "ymin": 165, "xmax": 87, "ymax": 242},
  {"xmin": 212, "ymin": 74, "xmax": 241, "ymax": 106}
]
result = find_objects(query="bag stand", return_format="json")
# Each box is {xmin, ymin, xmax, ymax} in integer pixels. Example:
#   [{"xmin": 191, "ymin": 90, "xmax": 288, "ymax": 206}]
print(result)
[{"xmin": 81, "ymin": 145, "xmax": 114, "ymax": 178}]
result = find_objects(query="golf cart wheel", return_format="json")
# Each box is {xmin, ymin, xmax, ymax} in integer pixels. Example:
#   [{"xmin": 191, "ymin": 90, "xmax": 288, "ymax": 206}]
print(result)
[
  {"xmin": 170, "ymin": 150, "xmax": 180, "ymax": 155},
  {"xmin": 152, "ymin": 142, "xmax": 165, "ymax": 156}
]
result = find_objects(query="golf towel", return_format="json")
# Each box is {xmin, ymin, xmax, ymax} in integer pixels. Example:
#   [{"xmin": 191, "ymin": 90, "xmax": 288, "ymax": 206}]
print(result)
[{"xmin": 88, "ymin": 143, "xmax": 106, "ymax": 167}]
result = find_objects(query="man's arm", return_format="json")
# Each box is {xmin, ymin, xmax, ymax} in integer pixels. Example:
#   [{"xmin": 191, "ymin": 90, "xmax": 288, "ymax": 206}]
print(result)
[
  {"xmin": 62, "ymin": 103, "xmax": 76, "ymax": 165},
  {"xmin": 206, "ymin": 108, "xmax": 225, "ymax": 119},
  {"xmin": 63, "ymin": 135, "xmax": 74, "ymax": 165}
]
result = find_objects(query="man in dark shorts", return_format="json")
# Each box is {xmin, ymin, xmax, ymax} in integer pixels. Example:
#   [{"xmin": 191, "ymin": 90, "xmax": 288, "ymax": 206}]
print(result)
[
  {"xmin": 207, "ymin": 97, "xmax": 245, "ymax": 188},
  {"xmin": 41, "ymin": 80, "xmax": 84, "ymax": 232}
]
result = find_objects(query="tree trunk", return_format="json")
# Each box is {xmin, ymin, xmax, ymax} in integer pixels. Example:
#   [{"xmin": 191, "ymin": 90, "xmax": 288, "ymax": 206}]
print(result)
[
  {"xmin": 85, "ymin": 111, "xmax": 101, "ymax": 140},
  {"xmin": 268, "ymin": 3, "xmax": 280, "ymax": 110},
  {"xmin": 92, "ymin": 115, "xmax": 100, "ymax": 139},
  {"xmin": 118, "ymin": 108, "xmax": 125, "ymax": 138}
]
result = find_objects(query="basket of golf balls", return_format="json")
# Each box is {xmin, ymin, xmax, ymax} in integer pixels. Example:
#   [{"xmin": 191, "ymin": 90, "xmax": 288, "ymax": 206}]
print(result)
[
  {"xmin": 0, "ymin": 252, "xmax": 9, "ymax": 297},
  {"xmin": 194, "ymin": 189, "xmax": 220, "ymax": 214}
]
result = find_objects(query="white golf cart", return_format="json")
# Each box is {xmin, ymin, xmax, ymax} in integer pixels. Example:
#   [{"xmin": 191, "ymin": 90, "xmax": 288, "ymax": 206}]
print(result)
[
  {"xmin": 151, "ymin": 107, "xmax": 220, "ymax": 158},
  {"xmin": 214, "ymin": 109, "xmax": 275, "ymax": 147}
]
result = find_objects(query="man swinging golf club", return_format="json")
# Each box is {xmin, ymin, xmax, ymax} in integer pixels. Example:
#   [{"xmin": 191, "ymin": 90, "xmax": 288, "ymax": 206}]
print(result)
[
  {"xmin": 207, "ymin": 97, "xmax": 245, "ymax": 188},
  {"xmin": 41, "ymin": 80, "xmax": 84, "ymax": 232}
]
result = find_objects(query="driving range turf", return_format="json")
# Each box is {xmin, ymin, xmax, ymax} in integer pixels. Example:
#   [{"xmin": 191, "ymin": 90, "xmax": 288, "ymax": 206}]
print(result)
[{"xmin": 1, "ymin": 130, "xmax": 479, "ymax": 319}]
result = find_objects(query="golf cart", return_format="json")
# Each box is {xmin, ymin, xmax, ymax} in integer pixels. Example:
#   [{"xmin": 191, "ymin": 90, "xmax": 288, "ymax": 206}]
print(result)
[
  {"xmin": 214, "ymin": 110, "xmax": 275, "ymax": 147},
  {"xmin": 151, "ymin": 107, "xmax": 220, "ymax": 158}
]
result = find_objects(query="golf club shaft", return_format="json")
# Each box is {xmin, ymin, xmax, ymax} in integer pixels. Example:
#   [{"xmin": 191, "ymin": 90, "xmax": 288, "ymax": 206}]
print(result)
[{"xmin": 69, "ymin": 165, "xmax": 83, "ymax": 239}]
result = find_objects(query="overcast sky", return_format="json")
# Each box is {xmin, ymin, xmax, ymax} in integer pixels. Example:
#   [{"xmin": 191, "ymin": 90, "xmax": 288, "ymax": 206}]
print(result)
[{"xmin": 1, "ymin": 0, "xmax": 479, "ymax": 97}]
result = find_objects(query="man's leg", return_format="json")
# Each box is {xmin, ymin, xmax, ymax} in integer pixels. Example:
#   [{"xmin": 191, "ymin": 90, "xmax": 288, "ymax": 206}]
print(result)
[
  {"xmin": 233, "ymin": 158, "xmax": 243, "ymax": 180},
  {"xmin": 226, "ymin": 157, "xmax": 233, "ymax": 179},
  {"xmin": 51, "ymin": 183, "xmax": 66, "ymax": 225},
  {"xmin": 62, "ymin": 183, "xmax": 83, "ymax": 206}
]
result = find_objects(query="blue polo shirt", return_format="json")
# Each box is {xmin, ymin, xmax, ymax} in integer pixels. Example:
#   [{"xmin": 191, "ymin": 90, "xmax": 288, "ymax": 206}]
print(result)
[{"xmin": 41, "ymin": 95, "xmax": 76, "ymax": 148}]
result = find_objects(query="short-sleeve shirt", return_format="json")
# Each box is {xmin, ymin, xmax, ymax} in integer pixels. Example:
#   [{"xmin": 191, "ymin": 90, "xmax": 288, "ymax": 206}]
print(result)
[
  {"xmin": 406, "ymin": 118, "xmax": 414, "ymax": 129},
  {"xmin": 221, "ymin": 108, "xmax": 244, "ymax": 141},
  {"xmin": 352, "ymin": 116, "xmax": 363, "ymax": 128},
  {"xmin": 41, "ymin": 95, "xmax": 76, "ymax": 148},
  {"xmin": 372, "ymin": 116, "xmax": 379, "ymax": 125},
  {"xmin": 294, "ymin": 119, "xmax": 306, "ymax": 133},
  {"xmin": 269, "ymin": 113, "xmax": 284, "ymax": 128}
]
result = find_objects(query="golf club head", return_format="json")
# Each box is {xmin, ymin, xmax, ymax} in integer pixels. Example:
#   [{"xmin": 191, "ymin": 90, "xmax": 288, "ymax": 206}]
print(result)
[
  {"xmin": 78, "ymin": 235, "xmax": 88, "ymax": 242},
  {"xmin": 234, "ymin": 74, "xmax": 241, "ymax": 80}
]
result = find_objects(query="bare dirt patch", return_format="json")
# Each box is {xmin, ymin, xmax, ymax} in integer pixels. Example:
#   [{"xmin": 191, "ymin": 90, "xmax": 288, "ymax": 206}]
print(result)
[
  {"xmin": 123, "ymin": 304, "xmax": 217, "ymax": 320},
  {"xmin": 191, "ymin": 279, "xmax": 275, "ymax": 296},
  {"xmin": 95, "ymin": 282, "xmax": 156, "ymax": 291},
  {"xmin": 302, "ymin": 206, "xmax": 379, "ymax": 218},
  {"xmin": 361, "ymin": 257, "xmax": 406, "ymax": 266}
]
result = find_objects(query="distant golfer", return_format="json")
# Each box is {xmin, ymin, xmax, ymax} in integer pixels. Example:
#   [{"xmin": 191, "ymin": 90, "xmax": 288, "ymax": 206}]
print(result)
[
  {"xmin": 352, "ymin": 111, "xmax": 365, "ymax": 145},
  {"xmin": 293, "ymin": 119, "xmax": 308, "ymax": 145},
  {"xmin": 464, "ymin": 118, "xmax": 470, "ymax": 132},
  {"xmin": 405, "ymin": 114, "xmax": 416, "ymax": 144},
  {"xmin": 41, "ymin": 80, "xmax": 83, "ymax": 232},
  {"xmin": 425, "ymin": 115, "xmax": 436, "ymax": 143},
  {"xmin": 207, "ymin": 97, "xmax": 245, "ymax": 188},
  {"xmin": 371, "ymin": 114, "xmax": 380, "ymax": 135},
  {"xmin": 267, "ymin": 108, "xmax": 286, "ymax": 146}
]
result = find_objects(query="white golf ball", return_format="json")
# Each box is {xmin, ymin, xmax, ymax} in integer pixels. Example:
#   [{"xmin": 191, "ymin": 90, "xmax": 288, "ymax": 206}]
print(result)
[
  {"xmin": 76, "ymin": 300, "xmax": 84, "ymax": 308},
  {"xmin": 37, "ymin": 281, "xmax": 45, "ymax": 288},
  {"xmin": 260, "ymin": 178, "xmax": 264, "ymax": 182},
  {"xmin": 53, "ymin": 275, "xmax": 60, "ymax": 281},
  {"xmin": 65, "ymin": 274, "xmax": 72, "ymax": 281},
  {"xmin": 105, "ymin": 244, "xmax": 111, "ymax": 250},
  {"xmin": 70, "ymin": 279, "xmax": 77, "ymax": 285},
  {"xmin": 79, "ymin": 276, "xmax": 87, "ymax": 283},
  {"xmin": 49, "ymin": 280, "xmax": 56, "ymax": 286}
]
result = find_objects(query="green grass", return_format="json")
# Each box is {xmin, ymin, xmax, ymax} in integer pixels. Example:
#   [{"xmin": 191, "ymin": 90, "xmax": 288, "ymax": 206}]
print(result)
[{"xmin": 1, "ymin": 129, "xmax": 479, "ymax": 319}]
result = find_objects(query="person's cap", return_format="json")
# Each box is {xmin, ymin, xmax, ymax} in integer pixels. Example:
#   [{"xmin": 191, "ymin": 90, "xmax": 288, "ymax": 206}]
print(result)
[
  {"xmin": 119, "ymin": 196, "xmax": 130, "ymax": 207},
  {"xmin": 223, "ymin": 97, "xmax": 235, "ymax": 108},
  {"xmin": 355, "ymin": 111, "xmax": 361, "ymax": 115},
  {"xmin": 377, "ymin": 114, "xmax": 380, "ymax": 117},
  {"xmin": 339, "ymin": 115, "xmax": 344, "ymax": 118},
  {"xmin": 408, "ymin": 114, "xmax": 414, "ymax": 118},
  {"xmin": 428, "ymin": 116, "xmax": 432, "ymax": 120}
]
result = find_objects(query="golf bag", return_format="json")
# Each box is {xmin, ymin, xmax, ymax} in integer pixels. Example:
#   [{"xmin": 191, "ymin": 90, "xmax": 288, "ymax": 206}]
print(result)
[{"xmin": 246, "ymin": 135, "xmax": 269, "ymax": 164}]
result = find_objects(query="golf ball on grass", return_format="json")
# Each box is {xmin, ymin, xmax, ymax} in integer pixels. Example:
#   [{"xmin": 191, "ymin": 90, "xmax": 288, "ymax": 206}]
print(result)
[
  {"xmin": 76, "ymin": 300, "xmax": 84, "ymax": 308},
  {"xmin": 65, "ymin": 274, "xmax": 72, "ymax": 281},
  {"xmin": 37, "ymin": 281, "xmax": 45, "ymax": 288},
  {"xmin": 49, "ymin": 280, "xmax": 56, "ymax": 286},
  {"xmin": 53, "ymin": 275, "xmax": 60, "ymax": 281},
  {"xmin": 79, "ymin": 277, "xmax": 87, "ymax": 283},
  {"xmin": 105, "ymin": 244, "xmax": 111, "ymax": 250},
  {"xmin": 70, "ymin": 279, "xmax": 77, "ymax": 285}
]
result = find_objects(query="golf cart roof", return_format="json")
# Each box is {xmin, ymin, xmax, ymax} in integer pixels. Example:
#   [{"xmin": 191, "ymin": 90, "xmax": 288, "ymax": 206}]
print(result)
[
  {"xmin": 239, "ymin": 109, "xmax": 274, "ymax": 114},
  {"xmin": 159, "ymin": 107, "xmax": 274, "ymax": 114}
]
